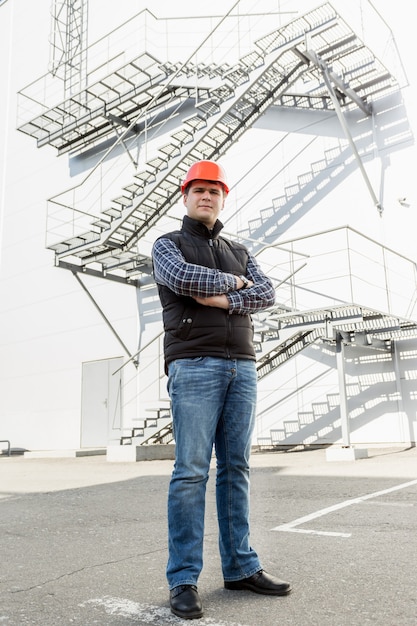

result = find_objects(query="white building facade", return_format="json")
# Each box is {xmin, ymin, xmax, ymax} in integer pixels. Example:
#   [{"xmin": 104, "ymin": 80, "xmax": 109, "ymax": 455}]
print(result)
[{"xmin": 1, "ymin": 0, "xmax": 416, "ymax": 455}]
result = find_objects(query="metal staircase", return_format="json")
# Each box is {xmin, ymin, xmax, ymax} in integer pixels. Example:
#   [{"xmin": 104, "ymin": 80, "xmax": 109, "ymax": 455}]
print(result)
[
  {"xmin": 18, "ymin": 3, "xmax": 395, "ymax": 159},
  {"xmin": 116, "ymin": 303, "xmax": 417, "ymax": 446},
  {"xmin": 18, "ymin": 53, "xmax": 219, "ymax": 155},
  {"xmin": 15, "ymin": 3, "xmax": 397, "ymax": 283},
  {"xmin": 257, "ymin": 302, "xmax": 417, "ymax": 380},
  {"xmin": 15, "ymin": 3, "xmax": 411, "ymax": 448},
  {"xmin": 46, "ymin": 51, "xmax": 311, "ymax": 276},
  {"xmin": 254, "ymin": 302, "xmax": 417, "ymax": 449}
]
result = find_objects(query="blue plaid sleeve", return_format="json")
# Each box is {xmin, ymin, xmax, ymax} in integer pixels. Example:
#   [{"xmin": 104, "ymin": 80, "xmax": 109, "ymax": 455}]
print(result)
[
  {"xmin": 226, "ymin": 254, "xmax": 276, "ymax": 314},
  {"xmin": 152, "ymin": 237, "xmax": 275, "ymax": 313},
  {"xmin": 152, "ymin": 237, "xmax": 237, "ymax": 297}
]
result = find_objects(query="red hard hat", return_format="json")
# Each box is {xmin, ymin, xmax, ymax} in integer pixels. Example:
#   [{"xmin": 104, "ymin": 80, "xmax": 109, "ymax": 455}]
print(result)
[{"xmin": 181, "ymin": 160, "xmax": 229, "ymax": 194}]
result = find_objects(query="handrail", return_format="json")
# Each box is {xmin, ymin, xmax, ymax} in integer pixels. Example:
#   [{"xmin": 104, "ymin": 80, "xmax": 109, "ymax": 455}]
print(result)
[
  {"xmin": 273, "ymin": 224, "xmax": 417, "ymax": 267},
  {"xmin": 0, "ymin": 440, "xmax": 11, "ymax": 456},
  {"xmin": 111, "ymin": 329, "xmax": 165, "ymax": 375}
]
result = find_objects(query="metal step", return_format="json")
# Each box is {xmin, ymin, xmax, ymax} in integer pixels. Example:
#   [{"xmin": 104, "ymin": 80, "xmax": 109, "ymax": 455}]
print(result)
[{"xmin": 51, "ymin": 48, "xmax": 310, "ymax": 272}]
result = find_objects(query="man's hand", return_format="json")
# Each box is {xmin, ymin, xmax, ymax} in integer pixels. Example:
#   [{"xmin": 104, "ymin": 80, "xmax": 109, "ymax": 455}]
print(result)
[
  {"xmin": 194, "ymin": 294, "xmax": 230, "ymax": 309},
  {"xmin": 236, "ymin": 275, "xmax": 254, "ymax": 290}
]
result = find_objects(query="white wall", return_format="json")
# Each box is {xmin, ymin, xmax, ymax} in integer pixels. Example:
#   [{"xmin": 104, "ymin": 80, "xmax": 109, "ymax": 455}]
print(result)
[
  {"xmin": 0, "ymin": 1, "xmax": 140, "ymax": 450},
  {"xmin": 1, "ymin": 0, "xmax": 416, "ymax": 451}
]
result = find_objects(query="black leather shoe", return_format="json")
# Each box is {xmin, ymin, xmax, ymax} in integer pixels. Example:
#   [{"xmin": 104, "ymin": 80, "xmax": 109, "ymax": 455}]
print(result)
[
  {"xmin": 224, "ymin": 570, "xmax": 292, "ymax": 596},
  {"xmin": 170, "ymin": 585, "xmax": 203, "ymax": 619}
]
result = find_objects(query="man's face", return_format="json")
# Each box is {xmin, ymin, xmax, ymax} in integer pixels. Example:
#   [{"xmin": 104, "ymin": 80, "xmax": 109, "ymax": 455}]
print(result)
[{"xmin": 183, "ymin": 179, "xmax": 226, "ymax": 228}]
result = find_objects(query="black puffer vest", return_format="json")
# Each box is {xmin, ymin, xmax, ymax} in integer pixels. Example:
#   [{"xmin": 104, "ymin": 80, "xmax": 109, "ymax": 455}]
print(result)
[{"xmin": 156, "ymin": 216, "xmax": 255, "ymax": 371}]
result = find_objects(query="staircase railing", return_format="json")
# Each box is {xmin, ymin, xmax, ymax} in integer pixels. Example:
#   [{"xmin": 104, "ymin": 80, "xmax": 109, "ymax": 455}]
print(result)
[
  {"xmin": 250, "ymin": 226, "xmax": 417, "ymax": 320},
  {"xmin": 111, "ymin": 223, "xmax": 417, "ymax": 446}
]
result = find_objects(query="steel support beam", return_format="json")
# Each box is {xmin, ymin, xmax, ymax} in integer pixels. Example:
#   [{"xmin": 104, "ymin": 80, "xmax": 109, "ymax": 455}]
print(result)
[
  {"xmin": 73, "ymin": 272, "xmax": 138, "ymax": 367},
  {"xmin": 297, "ymin": 45, "xmax": 383, "ymax": 215},
  {"xmin": 336, "ymin": 332, "xmax": 350, "ymax": 446}
]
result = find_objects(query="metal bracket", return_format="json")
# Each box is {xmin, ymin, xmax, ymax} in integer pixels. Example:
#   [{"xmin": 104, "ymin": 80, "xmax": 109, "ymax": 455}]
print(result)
[
  {"xmin": 295, "ymin": 43, "xmax": 383, "ymax": 216},
  {"xmin": 107, "ymin": 113, "xmax": 138, "ymax": 168}
]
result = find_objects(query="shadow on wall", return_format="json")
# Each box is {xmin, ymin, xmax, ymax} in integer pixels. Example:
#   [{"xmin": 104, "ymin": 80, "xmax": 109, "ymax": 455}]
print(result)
[
  {"xmin": 258, "ymin": 340, "xmax": 417, "ymax": 448},
  {"xmin": 243, "ymin": 91, "xmax": 414, "ymax": 248}
]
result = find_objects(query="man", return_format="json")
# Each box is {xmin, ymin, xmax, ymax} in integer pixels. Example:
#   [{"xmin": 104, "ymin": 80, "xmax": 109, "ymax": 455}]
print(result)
[{"xmin": 152, "ymin": 160, "xmax": 291, "ymax": 620}]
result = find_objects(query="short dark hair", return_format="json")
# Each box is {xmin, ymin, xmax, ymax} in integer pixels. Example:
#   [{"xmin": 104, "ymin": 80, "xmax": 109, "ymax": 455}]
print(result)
[{"xmin": 183, "ymin": 179, "xmax": 226, "ymax": 196}]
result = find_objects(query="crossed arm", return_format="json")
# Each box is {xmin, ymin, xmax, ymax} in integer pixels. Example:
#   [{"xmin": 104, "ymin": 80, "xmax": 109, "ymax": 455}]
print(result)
[{"xmin": 152, "ymin": 237, "xmax": 275, "ymax": 314}]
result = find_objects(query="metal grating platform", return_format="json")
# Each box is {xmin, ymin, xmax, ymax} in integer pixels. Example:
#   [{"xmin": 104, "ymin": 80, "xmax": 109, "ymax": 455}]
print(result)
[
  {"xmin": 17, "ymin": 53, "xmax": 219, "ymax": 155},
  {"xmin": 255, "ymin": 303, "xmax": 417, "ymax": 380},
  {"xmin": 18, "ymin": 4, "xmax": 396, "ymax": 158}
]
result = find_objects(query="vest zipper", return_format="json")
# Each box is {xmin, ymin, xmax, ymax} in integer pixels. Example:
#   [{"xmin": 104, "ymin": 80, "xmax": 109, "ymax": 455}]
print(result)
[
  {"xmin": 226, "ymin": 314, "xmax": 232, "ymax": 359},
  {"xmin": 209, "ymin": 236, "xmax": 231, "ymax": 358}
]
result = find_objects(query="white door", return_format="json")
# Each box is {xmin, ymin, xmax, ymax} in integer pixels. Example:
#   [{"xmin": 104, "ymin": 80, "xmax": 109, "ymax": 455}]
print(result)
[{"xmin": 80, "ymin": 357, "xmax": 123, "ymax": 447}]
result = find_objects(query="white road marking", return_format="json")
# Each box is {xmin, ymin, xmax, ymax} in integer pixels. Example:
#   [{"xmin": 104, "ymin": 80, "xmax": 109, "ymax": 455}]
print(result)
[
  {"xmin": 272, "ymin": 478, "xmax": 417, "ymax": 538},
  {"xmin": 362, "ymin": 500, "xmax": 415, "ymax": 507},
  {"xmin": 82, "ymin": 596, "xmax": 248, "ymax": 625}
]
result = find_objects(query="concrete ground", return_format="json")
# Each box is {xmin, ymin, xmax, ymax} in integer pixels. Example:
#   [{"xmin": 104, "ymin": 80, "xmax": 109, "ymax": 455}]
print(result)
[{"xmin": 1, "ymin": 446, "xmax": 416, "ymax": 625}]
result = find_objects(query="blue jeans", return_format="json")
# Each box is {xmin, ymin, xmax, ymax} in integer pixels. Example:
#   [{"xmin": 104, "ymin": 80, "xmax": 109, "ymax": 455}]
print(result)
[{"xmin": 166, "ymin": 356, "xmax": 262, "ymax": 589}]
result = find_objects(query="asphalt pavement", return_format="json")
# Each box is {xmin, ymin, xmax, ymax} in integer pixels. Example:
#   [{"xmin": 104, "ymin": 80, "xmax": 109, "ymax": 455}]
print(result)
[{"xmin": 1, "ymin": 446, "xmax": 416, "ymax": 625}]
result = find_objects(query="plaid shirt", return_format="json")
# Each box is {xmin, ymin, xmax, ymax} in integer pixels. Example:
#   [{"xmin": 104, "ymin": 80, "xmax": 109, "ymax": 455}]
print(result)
[{"xmin": 152, "ymin": 236, "xmax": 275, "ymax": 315}]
